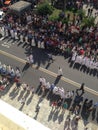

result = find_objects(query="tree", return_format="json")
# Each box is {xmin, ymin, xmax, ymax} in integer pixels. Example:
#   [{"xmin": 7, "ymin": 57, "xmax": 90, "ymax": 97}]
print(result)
[
  {"xmin": 82, "ymin": 17, "xmax": 95, "ymax": 27},
  {"xmin": 37, "ymin": 3, "xmax": 54, "ymax": 16}
]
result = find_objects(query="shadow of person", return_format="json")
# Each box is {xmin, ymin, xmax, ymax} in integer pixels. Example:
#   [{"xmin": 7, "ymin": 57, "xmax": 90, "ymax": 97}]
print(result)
[
  {"xmin": 24, "ymin": 91, "xmax": 30, "ymax": 100},
  {"xmin": 35, "ymin": 85, "xmax": 41, "ymax": 94},
  {"xmin": 17, "ymin": 89, "xmax": 25, "ymax": 101},
  {"xmin": 58, "ymin": 111, "xmax": 64, "ymax": 124},
  {"xmin": 92, "ymin": 107, "xmax": 96, "ymax": 121},
  {"xmin": 19, "ymin": 103, "xmax": 25, "ymax": 111},
  {"xmin": 9, "ymin": 88, "xmax": 19, "ymax": 100},
  {"xmin": 34, "ymin": 104, "xmax": 41, "ymax": 120},
  {"xmin": 48, "ymin": 108, "xmax": 55, "ymax": 122},
  {"xmin": 34, "ymin": 113, "xmax": 39, "ymax": 120},
  {"xmin": 63, "ymin": 115, "xmax": 71, "ymax": 130},
  {"xmin": 45, "ymin": 62, "xmax": 51, "ymax": 69},
  {"xmin": 54, "ymin": 75, "xmax": 62, "ymax": 85},
  {"xmin": 1, "ymin": 83, "xmax": 12, "ymax": 96},
  {"xmin": 96, "ymin": 111, "xmax": 98, "ymax": 123},
  {"xmin": 22, "ymin": 62, "xmax": 30, "ymax": 73},
  {"xmin": 36, "ymin": 61, "xmax": 41, "ymax": 70},
  {"xmin": 26, "ymin": 94, "xmax": 34, "ymax": 105},
  {"xmin": 22, "ymin": 43, "xmax": 27, "ymax": 48},
  {"xmin": 53, "ymin": 109, "xmax": 60, "ymax": 122},
  {"xmin": 17, "ymin": 41, "xmax": 23, "ymax": 46}
]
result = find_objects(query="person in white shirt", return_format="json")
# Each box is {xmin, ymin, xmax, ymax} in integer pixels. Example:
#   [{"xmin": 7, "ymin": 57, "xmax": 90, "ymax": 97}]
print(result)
[
  {"xmin": 26, "ymin": 54, "xmax": 34, "ymax": 65},
  {"xmin": 65, "ymin": 91, "xmax": 74, "ymax": 99},
  {"xmin": 1, "ymin": 26, "xmax": 5, "ymax": 37},
  {"xmin": 70, "ymin": 51, "xmax": 77, "ymax": 67},
  {"xmin": 15, "ymin": 67, "xmax": 21, "ymax": 78},
  {"xmin": 5, "ymin": 28, "xmax": 9, "ymax": 37},
  {"xmin": 44, "ymin": 82, "xmax": 51, "ymax": 96},
  {"xmin": 58, "ymin": 87, "xmax": 65, "ymax": 99},
  {"xmin": 85, "ymin": 56, "xmax": 90, "ymax": 74},
  {"xmin": 29, "ymin": 54, "xmax": 34, "ymax": 65},
  {"xmin": 39, "ymin": 76, "xmax": 43, "ymax": 85},
  {"xmin": 80, "ymin": 56, "xmax": 86, "ymax": 72},
  {"xmin": 25, "ymin": 35, "xmax": 29, "ymax": 45},
  {"xmin": 53, "ymin": 86, "xmax": 59, "ymax": 95},
  {"xmin": 10, "ymin": 29, "xmax": 15, "ymax": 39},
  {"xmin": 58, "ymin": 67, "xmax": 63, "ymax": 76},
  {"xmin": 20, "ymin": 34, "xmax": 24, "ymax": 43},
  {"xmin": 89, "ymin": 59, "xmax": 94, "ymax": 75},
  {"xmin": 41, "ymin": 78, "xmax": 46, "ymax": 86},
  {"xmin": 92, "ymin": 61, "xmax": 98, "ymax": 76},
  {"xmin": 15, "ymin": 31, "xmax": 18, "ymax": 40},
  {"xmin": 74, "ymin": 55, "xmax": 82, "ymax": 70},
  {"xmin": 46, "ymin": 82, "xmax": 50, "ymax": 89}
]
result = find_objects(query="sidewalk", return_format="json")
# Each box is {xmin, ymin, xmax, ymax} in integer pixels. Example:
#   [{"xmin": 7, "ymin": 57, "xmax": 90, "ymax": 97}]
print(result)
[{"xmin": 0, "ymin": 83, "xmax": 98, "ymax": 130}]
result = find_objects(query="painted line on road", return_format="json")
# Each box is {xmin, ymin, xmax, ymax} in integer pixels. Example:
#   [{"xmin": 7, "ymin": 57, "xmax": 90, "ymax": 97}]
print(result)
[{"xmin": 0, "ymin": 50, "xmax": 98, "ymax": 96}]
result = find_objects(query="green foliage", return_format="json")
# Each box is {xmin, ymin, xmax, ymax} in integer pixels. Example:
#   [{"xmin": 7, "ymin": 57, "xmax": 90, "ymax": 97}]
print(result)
[
  {"xmin": 37, "ymin": 3, "xmax": 54, "ymax": 16},
  {"xmin": 49, "ymin": 15, "xmax": 60, "ymax": 21},
  {"xmin": 49, "ymin": 8, "xmax": 61, "ymax": 21},
  {"xmin": 82, "ymin": 17, "xmax": 95, "ymax": 27},
  {"xmin": 77, "ymin": 9, "xmax": 85, "ymax": 17},
  {"xmin": 62, "ymin": 17, "xmax": 69, "ymax": 24}
]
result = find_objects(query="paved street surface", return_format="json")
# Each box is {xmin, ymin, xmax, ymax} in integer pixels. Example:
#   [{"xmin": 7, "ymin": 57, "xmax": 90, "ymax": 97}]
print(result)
[{"xmin": 0, "ymin": 37, "xmax": 98, "ymax": 93}]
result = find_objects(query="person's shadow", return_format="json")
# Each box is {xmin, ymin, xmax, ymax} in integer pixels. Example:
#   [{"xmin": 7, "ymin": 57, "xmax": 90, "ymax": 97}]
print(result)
[
  {"xmin": 19, "ymin": 103, "xmax": 25, "ymax": 111},
  {"xmin": 96, "ymin": 111, "xmax": 98, "ymax": 123},
  {"xmin": 45, "ymin": 62, "xmax": 51, "ymax": 69},
  {"xmin": 54, "ymin": 75, "xmax": 62, "ymax": 85},
  {"xmin": 92, "ymin": 107, "xmax": 96, "ymax": 121},
  {"xmin": 53, "ymin": 109, "xmax": 60, "ymax": 122},
  {"xmin": 22, "ymin": 62, "xmax": 30, "ymax": 73},
  {"xmin": 48, "ymin": 108, "xmax": 55, "ymax": 121},
  {"xmin": 58, "ymin": 110, "xmax": 64, "ymax": 124},
  {"xmin": 26, "ymin": 94, "xmax": 34, "ymax": 105}
]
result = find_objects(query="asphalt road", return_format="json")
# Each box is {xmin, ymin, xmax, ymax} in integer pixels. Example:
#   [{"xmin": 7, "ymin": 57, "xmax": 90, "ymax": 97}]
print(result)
[
  {"xmin": 0, "ymin": 38, "xmax": 98, "ymax": 93},
  {"xmin": 0, "ymin": 50, "xmax": 98, "ymax": 103}
]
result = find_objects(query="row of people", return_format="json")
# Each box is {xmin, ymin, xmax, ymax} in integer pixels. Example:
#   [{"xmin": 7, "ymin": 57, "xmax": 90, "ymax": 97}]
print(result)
[
  {"xmin": 69, "ymin": 51, "xmax": 98, "ymax": 75},
  {"xmin": 38, "ymin": 76, "xmax": 74, "ymax": 100},
  {"xmin": 38, "ymin": 77, "xmax": 98, "ymax": 123},
  {"xmin": 0, "ymin": 26, "xmax": 34, "ymax": 46}
]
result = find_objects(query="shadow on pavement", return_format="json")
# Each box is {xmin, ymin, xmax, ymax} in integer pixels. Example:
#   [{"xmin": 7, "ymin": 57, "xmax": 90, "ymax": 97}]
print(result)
[
  {"xmin": 58, "ymin": 110, "xmax": 65, "ymax": 124},
  {"xmin": 45, "ymin": 62, "xmax": 51, "ymax": 69},
  {"xmin": 19, "ymin": 103, "xmax": 25, "ymax": 111},
  {"xmin": 22, "ymin": 63, "xmax": 30, "ymax": 72},
  {"xmin": 26, "ymin": 94, "xmax": 34, "ymax": 105},
  {"xmin": 17, "ymin": 89, "xmax": 26, "ymax": 101},
  {"xmin": 54, "ymin": 75, "xmax": 62, "ymax": 85},
  {"xmin": 9, "ymin": 88, "xmax": 20, "ymax": 100}
]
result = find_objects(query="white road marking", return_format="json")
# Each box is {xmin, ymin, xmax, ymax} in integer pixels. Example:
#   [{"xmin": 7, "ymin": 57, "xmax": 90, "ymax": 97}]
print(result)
[{"xmin": 0, "ymin": 50, "xmax": 98, "ymax": 96}]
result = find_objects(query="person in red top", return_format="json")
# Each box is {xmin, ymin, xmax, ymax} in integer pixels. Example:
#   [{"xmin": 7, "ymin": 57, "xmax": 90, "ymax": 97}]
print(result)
[{"xmin": 79, "ymin": 49, "xmax": 85, "ymax": 55}]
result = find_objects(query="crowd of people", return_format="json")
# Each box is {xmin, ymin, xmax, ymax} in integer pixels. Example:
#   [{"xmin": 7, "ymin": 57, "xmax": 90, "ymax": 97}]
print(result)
[
  {"xmin": 0, "ymin": 61, "xmax": 21, "ymax": 90},
  {"xmin": 0, "ymin": 7, "xmax": 98, "ymax": 78},
  {"xmin": 0, "ymin": 60, "xmax": 98, "ymax": 128},
  {"xmin": 0, "ymin": 0, "xmax": 98, "ymax": 129},
  {"xmin": 36, "ymin": 76, "xmax": 98, "ymax": 125}
]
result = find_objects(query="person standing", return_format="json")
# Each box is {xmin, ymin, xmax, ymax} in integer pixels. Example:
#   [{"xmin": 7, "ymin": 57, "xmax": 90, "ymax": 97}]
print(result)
[
  {"xmin": 58, "ymin": 67, "xmax": 63, "ymax": 76},
  {"xmin": 48, "ymin": 53, "xmax": 54, "ymax": 63}
]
